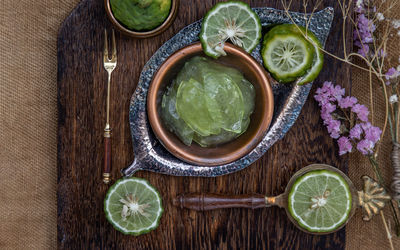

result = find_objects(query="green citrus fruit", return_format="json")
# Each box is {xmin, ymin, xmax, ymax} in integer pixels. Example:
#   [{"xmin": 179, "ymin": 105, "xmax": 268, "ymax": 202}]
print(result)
[
  {"xmin": 288, "ymin": 170, "xmax": 352, "ymax": 233},
  {"xmin": 104, "ymin": 178, "xmax": 163, "ymax": 235}
]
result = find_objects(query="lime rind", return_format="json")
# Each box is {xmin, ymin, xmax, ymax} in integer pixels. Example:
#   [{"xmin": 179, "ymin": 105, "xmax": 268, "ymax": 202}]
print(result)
[
  {"xmin": 295, "ymin": 27, "xmax": 324, "ymax": 85},
  {"xmin": 104, "ymin": 178, "xmax": 163, "ymax": 235},
  {"xmin": 288, "ymin": 170, "xmax": 352, "ymax": 233},
  {"xmin": 200, "ymin": 1, "xmax": 261, "ymax": 58}
]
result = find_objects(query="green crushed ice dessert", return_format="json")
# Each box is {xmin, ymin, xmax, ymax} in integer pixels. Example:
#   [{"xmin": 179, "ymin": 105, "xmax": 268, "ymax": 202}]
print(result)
[
  {"xmin": 110, "ymin": 0, "xmax": 171, "ymax": 31},
  {"xmin": 161, "ymin": 56, "xmax": 255, "ymax": 147}
]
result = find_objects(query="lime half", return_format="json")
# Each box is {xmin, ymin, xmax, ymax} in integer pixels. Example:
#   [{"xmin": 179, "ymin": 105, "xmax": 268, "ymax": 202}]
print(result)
[
  {"xmin": 200, "ymin": 1, "xmax": 261, "ymax": 58},
  {"xmin": 104, "ymin": 178, "xmax": 163, "ymax": 235},
  {"xmin": 288, "ymin": 170, "xmax": 352, "ymax": 233}
]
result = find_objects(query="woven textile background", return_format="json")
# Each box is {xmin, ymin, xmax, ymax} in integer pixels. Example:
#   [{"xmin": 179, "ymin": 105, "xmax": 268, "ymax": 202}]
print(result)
[
  {"xmin": 345, "ymin": 6, "xmax": 400, "ymax": 248},
  {"xmin": 0, "ymin": 0, "xmax": 399, "ymax": 249},
  {"xmin": 0, "ymin": 1, "xmax": 79, "ymax": 249}
]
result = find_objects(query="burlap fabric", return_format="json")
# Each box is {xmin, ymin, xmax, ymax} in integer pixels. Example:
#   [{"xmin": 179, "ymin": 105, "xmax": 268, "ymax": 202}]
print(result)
[
  {"xmin": 344, "ymin": 2, "xmax": 400, "ymax": 249},
  {"xmin": 345, "ymin": 76, "xmax": 400, "ymax": 250},
  {"xmin": 0, "ymin": 1, "xmax": 79, "ymax": 249},
  {"xmin": 0, "ymin": 1, "xmax": 399, "ymax": 249}
]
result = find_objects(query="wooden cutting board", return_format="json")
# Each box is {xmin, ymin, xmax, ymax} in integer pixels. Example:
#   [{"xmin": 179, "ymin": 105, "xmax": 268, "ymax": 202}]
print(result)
[{"xmin": 57, "ymin": 0, "xmax": 351, "ymax": 248}]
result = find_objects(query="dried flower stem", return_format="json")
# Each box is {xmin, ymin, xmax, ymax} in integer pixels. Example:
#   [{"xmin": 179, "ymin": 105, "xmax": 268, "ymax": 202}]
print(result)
[
  {"xmin": 370, "ymin": 68, "xmax": 374, "ymax": 124},
  {"xmin": 380, "ymin": 210, "xmax": 395, "ymax": 250},
  {"xmin": 375, "ymin": 77, "xmax": 390, "ymax": 156}
]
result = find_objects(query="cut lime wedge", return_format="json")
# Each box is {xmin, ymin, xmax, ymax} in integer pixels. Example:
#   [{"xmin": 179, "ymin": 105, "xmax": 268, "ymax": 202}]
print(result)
[
  {"xmin": 288, "ymin": 170, "xmax": 352, "ymax": 233},
  {"xmin": 262, "ymin": 32, "xmax": 314, "ymax": 82},
  {"xmin": 104, "ymin": 178, "xmax": 163, "ymax": 235},
  {"xmin": 200, "ymin": 1, "xmax": 261, "ymax": 58}
]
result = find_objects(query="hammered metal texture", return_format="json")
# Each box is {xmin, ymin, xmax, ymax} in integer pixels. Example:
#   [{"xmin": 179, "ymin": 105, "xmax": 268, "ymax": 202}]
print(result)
[{"xmin": 122, "ymin": 7, "xmax": 334, "ymax": 177}]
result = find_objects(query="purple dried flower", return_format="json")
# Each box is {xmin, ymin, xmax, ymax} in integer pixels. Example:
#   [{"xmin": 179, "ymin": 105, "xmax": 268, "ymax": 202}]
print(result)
[
  {"xmin": 385, "ymin": 67, "xmax": 399, "ymax": 85},
  {"xmin": 386, "ymin": 67, "xmax": 397, "ymax": 79},
  {"xmin": 315, "ymin": 82, "xmax": 381, "ymax": 157},
  {"xmin": 377, "ymin": 49, "xmax": 386, "ymax": 58},
  {"xmin": 354, "ymin": 12, "xmax": 376, "ymax": 57},
  {"xmin": 326, "ymin": 119, "xmax": 341, "ymax": 139},
  {"xmin": 362, "ymin": 122, "xmax": 382, "ymax": 143},
  {"xmin": 330, "ymin": 130, "xmax": 341, "ymax": 139},
  {"xmin": 349, "ymin": 123, "xmax": 363, "ymax": 140},
  {"xmin": 322, "ymin": 102, "xmax": 336, "ymax": 114},
  {"xmin": 332, "ymin": 85, "xmax": 345, "ymax": 100},
  {"xmin": 357, "ymin": 139, "xmax": 374, "ymax": 155},
  {"xmin": 338, "ymin": 96, "xmax": 358, "ymax": 108},
  {"xmin": 314, "ymin": 81, "xmax": 337, "ymax": 106},
  {"xmin": 338, "ymin": 136, "xmax": 353, "ymax": 155},
  {"xmin": 357, "ymin": 45, "xmax": 369, "ymax": 57},
  {"xmin": 355, "ymin": 0, "xmax": 364, "ymax": 13},
  {"xmin": 321, "ymin": 111, "xmax": 332, "ymax": 123},
  {"xmin": 352, "ymin": 104, "xmax": 369, "ymax": 122}
]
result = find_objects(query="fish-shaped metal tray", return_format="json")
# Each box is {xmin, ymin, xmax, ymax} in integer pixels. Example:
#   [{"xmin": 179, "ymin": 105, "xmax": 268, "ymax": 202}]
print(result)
[{"xmin": 122, "ymin": 7, "xmax": 334, "ymax": 177}]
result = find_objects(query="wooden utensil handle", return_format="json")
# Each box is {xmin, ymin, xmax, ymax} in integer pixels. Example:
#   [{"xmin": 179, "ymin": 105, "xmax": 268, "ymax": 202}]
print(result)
[
  {"xmin": 173, "ymin": 193, "xmax": 267, "ymax": 211},
  {"xmin": 103, "ymin": 136, "xmax": 111, "ymax": 183}
]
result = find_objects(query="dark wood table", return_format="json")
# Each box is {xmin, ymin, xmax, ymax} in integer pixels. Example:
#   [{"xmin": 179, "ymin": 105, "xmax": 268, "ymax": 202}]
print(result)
[{"xmin": 57, "ymin": 0, "xmax": 351, "ymax": 248}]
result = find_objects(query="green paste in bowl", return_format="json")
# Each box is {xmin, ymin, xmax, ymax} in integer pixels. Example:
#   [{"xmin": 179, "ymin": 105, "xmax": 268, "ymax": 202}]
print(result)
[
  {"xmin": 110, "ymin": 0, "xmax": 172, "ymax": 31},
  {"xmin": 161, "ymin": 56, "xmax": 256, "ymax": 147}
]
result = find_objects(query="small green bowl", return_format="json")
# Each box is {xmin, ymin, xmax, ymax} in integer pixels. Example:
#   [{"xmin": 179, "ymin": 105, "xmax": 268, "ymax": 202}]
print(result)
[{"xmin": 104, "ymin": 0, "xmax": 179, "ymax": 38}]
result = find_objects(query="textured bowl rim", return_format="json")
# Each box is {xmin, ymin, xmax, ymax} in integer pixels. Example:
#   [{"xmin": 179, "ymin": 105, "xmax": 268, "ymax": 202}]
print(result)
[
  {"xmin": 147, "ymin": 42, "xmax": 274, "ymax": 166},
  {"xmin": 104, "ymin": 0, "xmax": 179, "ymax": 38}
]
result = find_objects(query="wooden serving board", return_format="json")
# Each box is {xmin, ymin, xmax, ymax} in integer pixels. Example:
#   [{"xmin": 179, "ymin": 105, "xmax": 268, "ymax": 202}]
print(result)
[{"xmin": 57, "ymin": 0, "xmax": 351, "ymax": 249}]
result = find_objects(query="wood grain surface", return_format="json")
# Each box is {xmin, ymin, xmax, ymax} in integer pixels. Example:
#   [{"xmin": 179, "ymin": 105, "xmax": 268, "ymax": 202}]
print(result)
[{"xmin": 57, "ymin": 0, "xmax": 351, "ymax": 249}]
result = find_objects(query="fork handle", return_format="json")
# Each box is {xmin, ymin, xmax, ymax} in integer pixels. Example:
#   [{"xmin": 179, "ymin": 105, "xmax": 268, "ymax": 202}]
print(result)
[
  {"xmin": 103, "ymin": 131, "xmax": 111, "ymax": 184},
  {"xmin": 173, "ymin": 193, "xmax": 267, "ymax": 211}
]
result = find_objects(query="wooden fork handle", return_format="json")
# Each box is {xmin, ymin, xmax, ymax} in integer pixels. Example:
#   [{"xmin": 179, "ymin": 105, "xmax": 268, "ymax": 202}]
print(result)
[
  {"xmin": 173, "ymin": 193, "xmax": 267, "ymax": 211},
  {"xmin": 103, "ymin": 135, "xmax": 111, "ymax": 184}
]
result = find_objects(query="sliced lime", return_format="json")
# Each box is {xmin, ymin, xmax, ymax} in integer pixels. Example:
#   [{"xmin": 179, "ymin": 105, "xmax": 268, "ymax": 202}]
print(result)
[
  {"xmin": 288, "ymin": 170, "xmax": 352, "ymax": 233},
  {"xmin": 262, "ymin": 32, "xmax": 314, "ymax": 83},
  {"xmin": 104, "ymin": 178, "xmax": 163, "ymax": 235},
  {"xmin": 266, "ymin": 24, "xmax": 324, "ymax": 85},
  {"xmin": 200, "ymin": 1, "xmax": 261, "ymax": 58}
]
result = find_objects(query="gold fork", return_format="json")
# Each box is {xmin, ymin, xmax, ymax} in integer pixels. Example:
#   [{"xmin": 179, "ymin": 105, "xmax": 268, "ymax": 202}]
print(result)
[{"xmin": 103, "ymin": 29, "xmax": 117, "ymax": 184}]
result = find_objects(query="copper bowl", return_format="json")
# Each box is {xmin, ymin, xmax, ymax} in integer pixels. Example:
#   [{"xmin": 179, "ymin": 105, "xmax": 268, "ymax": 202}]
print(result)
[
  {"xmin": 147, "ymin": 42, "xmax": 274, "ymax": 166},
  {"xmin": 104, "ymin": 0, "xmax": 179, "ymax": 38}
]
